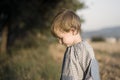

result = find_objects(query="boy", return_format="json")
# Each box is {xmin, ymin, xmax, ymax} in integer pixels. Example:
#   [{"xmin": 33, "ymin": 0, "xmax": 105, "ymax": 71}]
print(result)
[{"xmin": 51, "ymin": 9, "xmax": 100, "ymax": 80}]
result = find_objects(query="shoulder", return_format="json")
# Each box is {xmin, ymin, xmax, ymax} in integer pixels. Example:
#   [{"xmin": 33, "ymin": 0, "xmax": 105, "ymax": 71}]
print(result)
[
  {"xmin": 83, "ymin": 40, "xmax": 95, "ymax": 59},
  {"xmin": 72, "ymin": 40, "xmax": 95, "ymax": 59},
  {"xmin": 71, "ymin": 40, "xmax": 96, "ymax": 70}
]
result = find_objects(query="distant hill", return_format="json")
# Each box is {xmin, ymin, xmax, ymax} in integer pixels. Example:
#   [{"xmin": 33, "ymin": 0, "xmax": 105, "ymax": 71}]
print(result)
[{"xmin": 82, "ymin": 26, "xmax": 120, "ymax": 39}]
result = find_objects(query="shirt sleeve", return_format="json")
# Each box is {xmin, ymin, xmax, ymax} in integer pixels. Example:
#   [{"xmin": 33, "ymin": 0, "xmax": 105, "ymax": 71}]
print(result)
[
  {"xmin": 90, "ymin": 59, "xmax": 100, "ymax": 80},
  {"xmin": 82, "ymin": 41, "xmax": 101, "ymax": 80}
]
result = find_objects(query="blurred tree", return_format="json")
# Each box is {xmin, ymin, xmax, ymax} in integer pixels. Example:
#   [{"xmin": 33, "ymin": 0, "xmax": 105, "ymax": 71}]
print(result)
[
  {"xmin": 0, "ymin": 0, "xmax": 85, "ymax": 53},
  {"xmin": 0, "ymin": 0, "xmax": 19, "ymax": 53}
]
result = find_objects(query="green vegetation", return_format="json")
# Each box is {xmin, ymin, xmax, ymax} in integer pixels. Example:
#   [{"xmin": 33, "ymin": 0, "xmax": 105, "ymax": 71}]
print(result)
[
  {"xmin": 0, "ymin": 38, "xmax": 61, "ymax": 80},
  {"xmin": 0, "ymin": 0, "xmax": 85, "ymax": 79},
  {"xmin": 0, "ymin": 0, "xmax": 85, "ymax": 53}
]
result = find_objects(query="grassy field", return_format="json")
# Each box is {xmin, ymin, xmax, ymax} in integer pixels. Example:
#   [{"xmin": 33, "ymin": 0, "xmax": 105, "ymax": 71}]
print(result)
[
  {"xmin": 0, "ymin": 38, "xmax": 120, "ymax": 80},
  {"xmin": 0, "ymin": 39, "xmax": 61, "ymax": 80},
  {"xmin": 49, "ymin": 41, "xmax": 120, "ymax": 80}
]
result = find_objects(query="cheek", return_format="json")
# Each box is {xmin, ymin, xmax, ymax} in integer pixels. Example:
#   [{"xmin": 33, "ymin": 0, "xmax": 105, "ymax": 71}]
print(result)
[{"xmin": 63, "ymin": 36, "xmax": 73, "ymax": 43}]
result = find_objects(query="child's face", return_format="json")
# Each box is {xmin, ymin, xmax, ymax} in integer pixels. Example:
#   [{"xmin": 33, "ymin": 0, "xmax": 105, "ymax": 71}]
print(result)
[{"xmin": 56, "ymin": 30, "xmax": 75, "ymax": 47}]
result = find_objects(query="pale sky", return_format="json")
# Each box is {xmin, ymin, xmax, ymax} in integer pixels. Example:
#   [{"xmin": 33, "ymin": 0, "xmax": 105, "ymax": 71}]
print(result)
[{"xmin": 76, "ymin": 0, "xmax": 120, "ymax": 31}]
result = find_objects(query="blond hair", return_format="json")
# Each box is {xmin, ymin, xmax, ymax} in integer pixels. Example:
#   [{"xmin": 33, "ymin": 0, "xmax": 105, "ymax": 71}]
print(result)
[{"xmin": 51, "ymin": 9, "xmax": 81, "ymax": 37}]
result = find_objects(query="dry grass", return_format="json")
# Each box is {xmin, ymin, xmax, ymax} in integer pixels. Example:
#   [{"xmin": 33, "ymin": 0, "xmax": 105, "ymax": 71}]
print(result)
[
  {"xmin": 49, "ymin": 41, "xmax": 120, "ymax": 80},
  {"xmin": 90, "ymin": 42, "xmax": 120, "ymax": 53},
  {"xmin": 49, "ymin": 43, "xmax": 66, "ymax": 63}
]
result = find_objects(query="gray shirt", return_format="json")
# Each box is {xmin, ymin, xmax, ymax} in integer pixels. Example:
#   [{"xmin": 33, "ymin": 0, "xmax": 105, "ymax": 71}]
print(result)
[{"xmin": 60, "ymin": 40, "xmax": 100, "ymax": 80}]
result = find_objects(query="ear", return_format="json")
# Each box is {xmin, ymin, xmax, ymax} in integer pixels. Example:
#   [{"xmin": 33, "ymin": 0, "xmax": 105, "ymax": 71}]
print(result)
[{"xmin": 70, "ymin": 28, "xmax": 77, "ymax": 35}]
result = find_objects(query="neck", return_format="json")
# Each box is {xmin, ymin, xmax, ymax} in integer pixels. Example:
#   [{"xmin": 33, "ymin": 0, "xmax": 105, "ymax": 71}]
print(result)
[{"xmin": 73, "ymin": 33, "xmax": 82, "ymax": 44}]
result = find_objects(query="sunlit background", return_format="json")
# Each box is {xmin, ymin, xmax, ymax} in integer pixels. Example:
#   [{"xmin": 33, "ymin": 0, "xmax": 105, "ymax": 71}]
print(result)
[{"xmin": 77, "ymin": 0, "xmax": 120, "ymax": 31}]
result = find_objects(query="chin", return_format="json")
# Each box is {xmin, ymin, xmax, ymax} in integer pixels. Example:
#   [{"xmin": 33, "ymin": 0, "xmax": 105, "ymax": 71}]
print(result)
[
  {"xmin": 64, "ymin": 44, "xmax": 69, "ymax": 47},
  {"xmin": 66, "ymin": 45, "xmax": 69, "ymax": 47},
  {"xmin": 66, "ymin": 44, "xmax": 72, "ymax": 47},
  {"xmin": 64, "ymin": 43, "xmax": 72, "ymax": 47}
]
